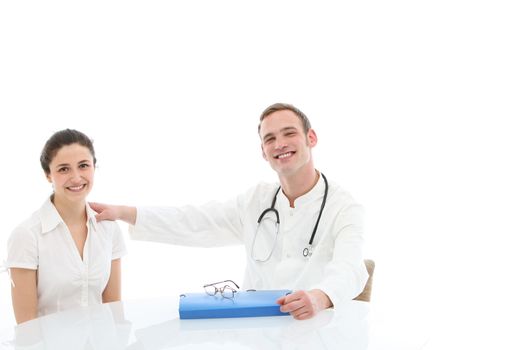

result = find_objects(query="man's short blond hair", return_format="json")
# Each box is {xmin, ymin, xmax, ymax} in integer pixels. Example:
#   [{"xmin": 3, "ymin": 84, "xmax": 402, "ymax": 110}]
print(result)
[{"xmin": 258, "ymin": 103, "xmax": 312, "ymax": 135}]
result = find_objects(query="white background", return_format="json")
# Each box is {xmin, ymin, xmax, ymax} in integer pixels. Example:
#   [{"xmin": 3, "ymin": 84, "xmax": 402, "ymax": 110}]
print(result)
[{"xmin": 1, "ymin": 1, "xmax": 524, "ymax": 348}]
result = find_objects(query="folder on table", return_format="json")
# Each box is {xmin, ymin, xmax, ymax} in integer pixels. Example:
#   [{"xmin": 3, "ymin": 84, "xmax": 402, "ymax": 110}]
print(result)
[{"xmin": 179, "ymin": 290, "xmax": 292, "ymax": 319}]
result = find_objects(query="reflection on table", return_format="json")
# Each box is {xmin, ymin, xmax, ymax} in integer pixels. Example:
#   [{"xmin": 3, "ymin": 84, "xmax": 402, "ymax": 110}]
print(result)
[
  {"xmin": 0, "ymin": 297, "xmax": 369, "ymax": 350},
  {"xmin": 1, "ymin": 301, "xmax": 132, "ymax": 350}
]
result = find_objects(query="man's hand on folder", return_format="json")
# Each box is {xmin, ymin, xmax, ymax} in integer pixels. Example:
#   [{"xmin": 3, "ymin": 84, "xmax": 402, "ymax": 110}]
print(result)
[{"xmin": 276, "ymin": 289, "xmax": 333, "ymax": 320}]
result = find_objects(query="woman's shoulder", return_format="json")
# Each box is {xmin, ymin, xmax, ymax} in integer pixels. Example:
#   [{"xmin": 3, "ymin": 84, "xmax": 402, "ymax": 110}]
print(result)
[
  {"xmin": 7, "ymin": 214, "xmax": 42, "ymax": 265},
  {"xmin": 94, "ymin": 219, "xmax": 127, "ymax": 256},
  {"xmin": 10, "ymin": 210, "xmax": 43, "ymax": 241},
  {"xmin": 86, "ymin": 203, "xmax": 122, "ymax": 235},
  {"xmin": 94, "ymin": 219, "xmax": 122, "ymax": 234}
]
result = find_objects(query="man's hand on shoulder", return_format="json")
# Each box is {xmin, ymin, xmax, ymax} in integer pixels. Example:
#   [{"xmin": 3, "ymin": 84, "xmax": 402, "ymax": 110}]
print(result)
[
  {"xmin": 89, "ymin": 203, "xmax": 137, "ymax": 224},
  {"xmin": 276, "ymin": 289, "xmax": 333, "ymax": 320},
  {"xmin": 89, "ymin": 202, "xmax": 119, "ymax": 222}
]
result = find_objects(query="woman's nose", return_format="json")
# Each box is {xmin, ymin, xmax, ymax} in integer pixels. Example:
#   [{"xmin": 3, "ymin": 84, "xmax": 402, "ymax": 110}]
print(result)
[{"xmin": 69, "ymin": 169, "xmax": 82, "ymax": 182}]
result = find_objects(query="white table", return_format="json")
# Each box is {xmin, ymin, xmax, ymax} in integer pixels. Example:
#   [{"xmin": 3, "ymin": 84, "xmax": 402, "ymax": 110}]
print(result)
[{"xmin": 0, "ymin": 297, "xmax": 371, "ymax": 349}]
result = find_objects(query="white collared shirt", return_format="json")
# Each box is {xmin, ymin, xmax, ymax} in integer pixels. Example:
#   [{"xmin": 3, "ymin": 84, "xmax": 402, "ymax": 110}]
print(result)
[
  {"xmin": 130, "ymin": 173, "xmax": 368, "ymax": 307},
  {"xmin": 6, "ymin": 198, "xmax": 127, "ymax": 317}
]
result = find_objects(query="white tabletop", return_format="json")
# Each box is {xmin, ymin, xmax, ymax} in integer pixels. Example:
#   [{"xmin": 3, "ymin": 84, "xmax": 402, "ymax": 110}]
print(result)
[{"xmin": 0, "ymin": 297, "xmax": 371, "ymax": 350}]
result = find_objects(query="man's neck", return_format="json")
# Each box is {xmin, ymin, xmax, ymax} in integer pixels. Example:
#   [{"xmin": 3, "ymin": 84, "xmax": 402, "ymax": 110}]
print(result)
[{"xmin": 279, "ymin": 167, "xmax": 319, "ymax": 208}]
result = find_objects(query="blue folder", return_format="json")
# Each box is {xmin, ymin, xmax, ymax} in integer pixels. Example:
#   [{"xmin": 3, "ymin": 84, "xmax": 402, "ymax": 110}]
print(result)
[{"xmin": 179, "ymin": 290, "xmax": 292, "ymax": 319}]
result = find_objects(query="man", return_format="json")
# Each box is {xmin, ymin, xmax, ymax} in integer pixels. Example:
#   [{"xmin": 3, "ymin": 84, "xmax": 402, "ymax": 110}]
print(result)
[{"xmin": 92, "ymin": 103, "xmax": 368, "ymax": 320}]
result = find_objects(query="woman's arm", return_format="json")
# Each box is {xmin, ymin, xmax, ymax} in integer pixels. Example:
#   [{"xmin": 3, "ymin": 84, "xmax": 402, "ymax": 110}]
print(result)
[
  {"xmin": 102, "ymin": 258, "xmax": 122, "ymax": 303},
  {"xmin": 10, "ymin": 268, "xmax": 38, "ymax": 324}
]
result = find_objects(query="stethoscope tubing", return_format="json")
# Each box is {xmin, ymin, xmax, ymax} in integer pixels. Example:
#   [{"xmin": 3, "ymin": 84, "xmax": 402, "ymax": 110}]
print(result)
[{"xmin": 258, "ymin": 173, "xmax": 328, "ymax": 259}]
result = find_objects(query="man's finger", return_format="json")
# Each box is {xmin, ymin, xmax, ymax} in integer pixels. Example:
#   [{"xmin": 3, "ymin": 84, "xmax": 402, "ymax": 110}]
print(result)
[
  {"xmin": 89, "ymin": 202, "xmax": 103, "ymax": 213},
  {"xmin": 279, "ymin": 296, "xmax": 308, "ymax": 313},
  {"xmin": 294, "ymin": 309, "xmax": 313, "ymax": 320},
  {"xmin": 95, "ymin": 212, "xmax": 107, "ymax": 222},
  {"xmin": 291, "ymin": 303, "xmax": 310, "ymax": 315}
]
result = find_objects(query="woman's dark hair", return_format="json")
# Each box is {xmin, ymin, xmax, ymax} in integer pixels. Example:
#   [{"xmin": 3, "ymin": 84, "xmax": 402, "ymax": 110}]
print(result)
[{"xmin": 40, "ymin": 129, "xmax": 96, "ymax": 174}]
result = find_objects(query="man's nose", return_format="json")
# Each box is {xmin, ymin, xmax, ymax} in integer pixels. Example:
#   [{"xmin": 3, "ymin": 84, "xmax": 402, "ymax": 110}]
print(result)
[{"xmin": 274, "ymin": 137, "xmax": 287, "ymax": 150}]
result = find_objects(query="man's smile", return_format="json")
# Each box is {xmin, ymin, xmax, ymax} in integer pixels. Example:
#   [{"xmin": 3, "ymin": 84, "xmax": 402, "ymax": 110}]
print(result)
[{"xmin": 274, "ymin": 151, "xmax": 295, "ymax": 159}]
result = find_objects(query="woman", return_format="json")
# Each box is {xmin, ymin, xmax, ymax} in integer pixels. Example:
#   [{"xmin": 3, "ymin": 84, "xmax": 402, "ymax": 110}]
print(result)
[{"xmin": 6, "ymin": 129, "xmax": 126, "ymax": 324}]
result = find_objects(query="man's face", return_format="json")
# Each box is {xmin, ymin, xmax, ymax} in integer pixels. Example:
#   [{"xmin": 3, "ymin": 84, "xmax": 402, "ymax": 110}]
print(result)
[{"xmin": 259, "ymin": 109, "xmax": 317, "ymax": 177}]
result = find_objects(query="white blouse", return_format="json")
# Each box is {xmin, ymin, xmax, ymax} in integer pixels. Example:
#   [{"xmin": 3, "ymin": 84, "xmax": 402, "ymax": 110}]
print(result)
[{"xmin": 6, "ymin": 198, "xmax": 127, "ymax": 317}]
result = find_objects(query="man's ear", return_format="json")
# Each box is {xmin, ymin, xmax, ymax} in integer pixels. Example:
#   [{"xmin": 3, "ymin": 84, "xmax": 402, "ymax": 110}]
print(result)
[{"xmin": 307, "ymin": 128, "xmax": 318, "ymax": 147}]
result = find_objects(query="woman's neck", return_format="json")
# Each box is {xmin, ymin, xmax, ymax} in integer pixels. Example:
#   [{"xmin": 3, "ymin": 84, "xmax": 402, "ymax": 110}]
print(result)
[{"xmin": 51, "ymin": 195, "xmax": 87, "ymax": 225}]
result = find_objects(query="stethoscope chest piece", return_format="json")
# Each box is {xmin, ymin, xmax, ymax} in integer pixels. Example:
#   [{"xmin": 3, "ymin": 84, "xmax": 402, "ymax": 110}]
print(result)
[{"xmin": 303, "ymin": 245, "xmax": 313, "ymax": 258}]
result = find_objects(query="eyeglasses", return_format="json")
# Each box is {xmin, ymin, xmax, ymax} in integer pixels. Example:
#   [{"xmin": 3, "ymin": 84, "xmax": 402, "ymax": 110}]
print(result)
[{"xmin": 203, "ymin": 280, "xmax": 240, "ymax": 299}]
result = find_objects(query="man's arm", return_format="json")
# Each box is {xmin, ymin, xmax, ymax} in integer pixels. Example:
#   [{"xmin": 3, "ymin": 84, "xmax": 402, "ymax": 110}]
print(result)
[
  {"xmin": 90, "ymin": 203, "xmax": 137, "ymax": 224},
  {"xmin": 90, "ymin": 197, "xmax": 245, "ymax": 248},
  {"xmin": 311, "ymin": 206, "xmax": 368, "ymax": 307},
  {"xmin": 10, "ymin": 268, "xmax": 38, "ymax": 324},
  {"xmin": 279, "ymin": 202, "xmax": 368, "ymax": 320}
]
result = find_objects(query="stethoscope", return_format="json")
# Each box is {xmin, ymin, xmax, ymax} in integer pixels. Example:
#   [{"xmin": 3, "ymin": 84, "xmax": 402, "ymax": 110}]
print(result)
[{"xmin": 254, "ymin": 173, "xmax": 328, "ymax": 260}]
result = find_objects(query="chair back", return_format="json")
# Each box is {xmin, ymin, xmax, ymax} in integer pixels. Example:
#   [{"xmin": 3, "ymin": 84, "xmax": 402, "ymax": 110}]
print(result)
[{"xmin": 353, "ymin": 259, "xmax": 375, "ymax": 302}]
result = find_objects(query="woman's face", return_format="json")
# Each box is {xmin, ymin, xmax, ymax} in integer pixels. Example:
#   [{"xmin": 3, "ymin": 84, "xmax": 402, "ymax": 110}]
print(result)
[{"xmin": 46, "ymin": 143, "xmax": 95, "ymax": 203}]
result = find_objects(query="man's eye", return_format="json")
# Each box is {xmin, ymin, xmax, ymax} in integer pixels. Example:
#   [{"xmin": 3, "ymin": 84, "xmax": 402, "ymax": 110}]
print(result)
[
  {"xmin": 265, "ymin": 138, "xmax": 275, "ymax": 144},
  {"xmin": 285, "ymin": 132, "xmax": 296, "ymax": 137}
]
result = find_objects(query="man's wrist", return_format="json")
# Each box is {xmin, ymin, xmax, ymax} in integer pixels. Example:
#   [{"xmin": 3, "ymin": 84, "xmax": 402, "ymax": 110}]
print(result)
[
  {"xmin": 119, "ymin": 206, "xmax": 137, "ymax": 225},
  {"xmin": 310, "ymin": 289, "xmax": 333, "ymax": 311}
]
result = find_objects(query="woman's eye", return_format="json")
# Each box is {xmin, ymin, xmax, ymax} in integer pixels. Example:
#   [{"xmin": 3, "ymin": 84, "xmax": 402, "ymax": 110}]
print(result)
[
  {"xmin": 79, "ymin": 163, "xmax": 90, "ymax": 169},
  {"xmin": 58, "ymin": 167, "xmax": 69, "ymax": 173}
]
